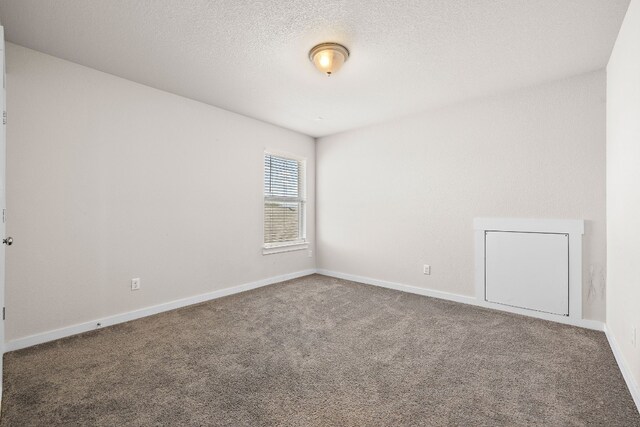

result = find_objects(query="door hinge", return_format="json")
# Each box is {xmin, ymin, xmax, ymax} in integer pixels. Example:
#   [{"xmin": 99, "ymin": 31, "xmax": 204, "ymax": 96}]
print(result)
[
  {"xmin": 2, "ymin": 209, "xmax": 5, "ymax": 223},
  {"xmin": 2, "ymin": 307, "xmax": 5, "ymax": 321},
  {"xmin": 2, "ymin": 111, "xmax": 5, "ymax": 125}
]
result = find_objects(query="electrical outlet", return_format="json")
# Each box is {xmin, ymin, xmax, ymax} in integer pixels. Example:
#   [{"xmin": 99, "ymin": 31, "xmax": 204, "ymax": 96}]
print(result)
[
  {"xmin": 423, "ymin": 265, "xmax": 431, "ymax": 275},
  {"xmin": 633, "ymin": 327, "xmax": 637, "ymax": 348},
  {"xmin": 131, "ymin": 278, "xmax": 141, "ymax": 291}
]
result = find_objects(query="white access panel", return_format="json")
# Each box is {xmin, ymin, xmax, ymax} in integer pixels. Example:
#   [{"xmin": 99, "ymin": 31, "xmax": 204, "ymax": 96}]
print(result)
[{"xmin": 485, "ymin": 231, "xmax": 569, "ymax": 316}]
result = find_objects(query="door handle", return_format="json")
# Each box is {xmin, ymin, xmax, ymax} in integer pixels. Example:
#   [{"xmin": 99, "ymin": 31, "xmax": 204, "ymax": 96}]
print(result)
[{"xmin": 3, "ymin": 237, "xmax": 13, "ymax": 246}]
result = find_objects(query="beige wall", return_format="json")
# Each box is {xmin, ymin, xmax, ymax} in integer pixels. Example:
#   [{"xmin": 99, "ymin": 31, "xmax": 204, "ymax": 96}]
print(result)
[
  {"xmin": 4, "ymin": 41, "xmax": 612, "ymax": 343},
  {"xmin": 317, "ymin": 70, "xmax": 607, "ymax": 321},
  {"xmin": 5, "ymin": 43, "xmax": 316, "ymax": 341},
  {"xmin": 607, "ymin": 0, "xmax": 640, "ymax": 397}
]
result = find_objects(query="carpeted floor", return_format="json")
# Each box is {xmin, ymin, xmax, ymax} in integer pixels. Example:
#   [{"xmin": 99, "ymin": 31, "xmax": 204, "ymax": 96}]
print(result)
[{"xmin": 1, "ymin": 274, "xmax": 638, "ymax": 426}]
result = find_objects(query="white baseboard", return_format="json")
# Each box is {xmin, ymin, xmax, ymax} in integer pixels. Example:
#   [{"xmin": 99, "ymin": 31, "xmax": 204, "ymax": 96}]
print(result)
[
  {"xmin": 5, "ymin": 269, "xmax": 316, "ymax": 352},
  {"xmin": 316, "ymin": 269, "xmax": 604, "ymax": 331},
  {"xmin": 604, "ymin": 325, "xmax": 640, "ymax": 412},
  {"xmin": 473, "ymin": 300, "xmax": 604, "ymax": 331},
  {"xmin": 316, "ymin": 269, "xmax": 477, "ymax": 305},
  {"xmin": 4, "ymin": 266, "xmax": 605, "ymax": 345}
]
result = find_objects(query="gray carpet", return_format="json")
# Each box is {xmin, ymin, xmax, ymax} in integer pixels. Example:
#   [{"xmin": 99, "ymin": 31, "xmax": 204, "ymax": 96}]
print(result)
[{"xmin": 1, "ymin": 274, "xmax": 638, "ymax": 426}]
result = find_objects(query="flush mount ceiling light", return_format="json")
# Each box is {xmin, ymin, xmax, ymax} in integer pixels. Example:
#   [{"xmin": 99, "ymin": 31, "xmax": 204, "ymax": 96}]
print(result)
[{"xmin": 309, "ymin": 42, "xmax": 350, "ymax": 77}]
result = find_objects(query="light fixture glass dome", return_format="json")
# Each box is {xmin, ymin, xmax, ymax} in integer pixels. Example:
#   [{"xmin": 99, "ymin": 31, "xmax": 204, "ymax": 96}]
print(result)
[{"xmin": 309, "ymin": 43, "xmax": 349, "ymax": 77}]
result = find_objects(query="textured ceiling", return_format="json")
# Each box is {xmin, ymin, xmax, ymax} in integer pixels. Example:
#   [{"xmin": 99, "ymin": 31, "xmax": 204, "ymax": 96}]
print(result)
[{"xmin": 0, "ymin": 0, "xmax": 631, "ymax": 137}]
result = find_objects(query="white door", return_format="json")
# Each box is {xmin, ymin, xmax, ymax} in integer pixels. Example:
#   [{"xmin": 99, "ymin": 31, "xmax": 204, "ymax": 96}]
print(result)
[
  {"xmin": 485, "ymin": 231, "xmax": 569, "ymax": 316},
  {"xmin": 0, "ymin": 25, "xmax": 6, "ymax": 398}
]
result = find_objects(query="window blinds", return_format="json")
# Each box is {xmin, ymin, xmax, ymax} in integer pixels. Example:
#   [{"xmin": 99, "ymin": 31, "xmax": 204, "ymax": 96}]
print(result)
[{"xmin": 264, "ymin": 154, "xmax": 305, "ymax": 245}]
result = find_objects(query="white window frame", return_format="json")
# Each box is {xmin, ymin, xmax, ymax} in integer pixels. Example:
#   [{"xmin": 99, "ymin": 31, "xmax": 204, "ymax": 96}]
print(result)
[{"xmin": 262, "ymin": 150, "xmax": 308, "ymax": 255}]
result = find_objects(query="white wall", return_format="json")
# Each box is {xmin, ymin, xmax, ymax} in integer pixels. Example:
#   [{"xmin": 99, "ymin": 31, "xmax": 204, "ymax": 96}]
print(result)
[
  {"xmin": 317, "ymin": 70, "xmax": 607, "ymax": 321},
  {"xmin": 5, "ymin": 43, "xmax": 315, "ymax": 342},
  {"xmin": 607, "ymin": 0, "xmax": 640, "ymax": 398}
]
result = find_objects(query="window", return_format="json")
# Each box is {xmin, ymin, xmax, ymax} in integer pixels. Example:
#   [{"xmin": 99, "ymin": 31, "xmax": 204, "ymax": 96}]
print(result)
[{"xmin": 263, "ymin": 152, "xmax": 307, "ymax": 254}]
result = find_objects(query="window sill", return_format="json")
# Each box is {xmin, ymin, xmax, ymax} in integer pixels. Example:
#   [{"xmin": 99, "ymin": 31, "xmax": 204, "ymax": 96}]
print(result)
[{"xmin": 262, "ymin": 242, "xmax": 309, "ymax": 255}]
